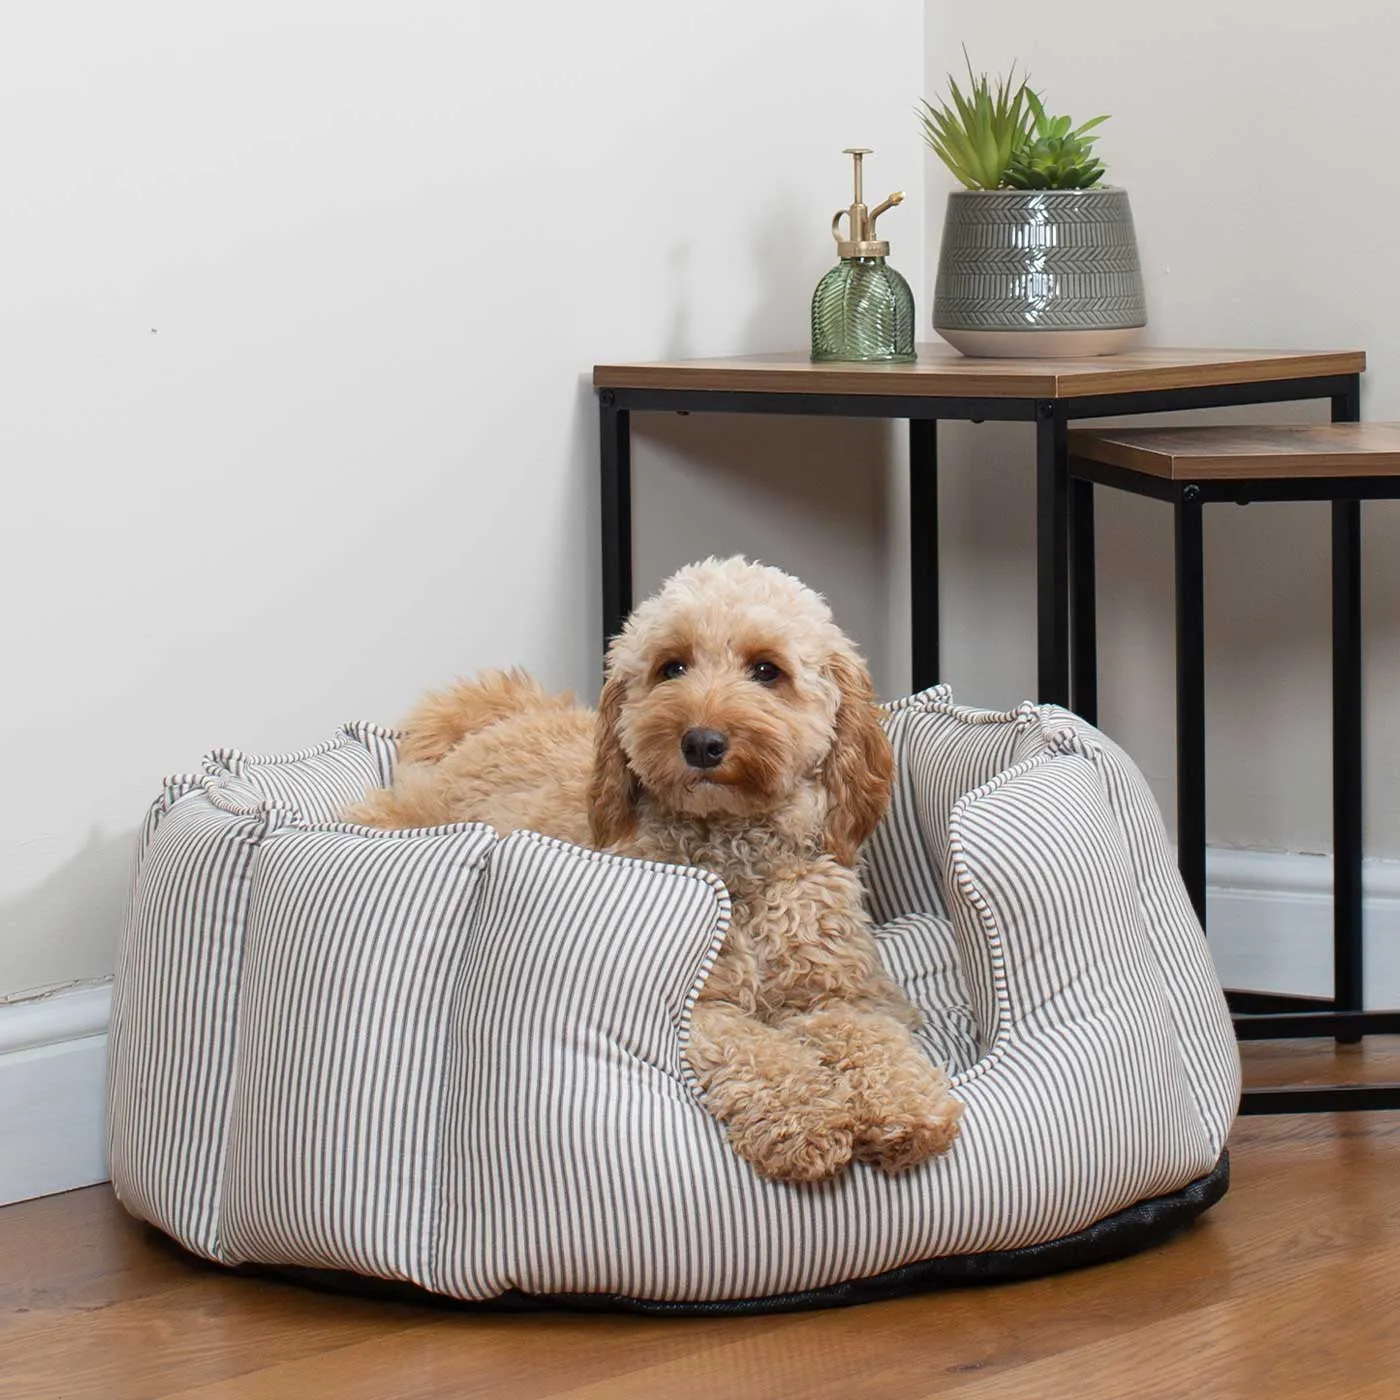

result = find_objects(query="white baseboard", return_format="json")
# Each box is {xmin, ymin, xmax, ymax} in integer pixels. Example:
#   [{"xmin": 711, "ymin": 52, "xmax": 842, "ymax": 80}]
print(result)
[
  {"xmin": 0, "ymin": 982, "xmax": 111, "ymax": 1207},
  {"xmin": 1206, "ymin": 848, "xmax": 1400, "ymax": 1007},
  {"xmin": 1, "ymin": 849, "xmax": 1396, "ymax": 1205}
]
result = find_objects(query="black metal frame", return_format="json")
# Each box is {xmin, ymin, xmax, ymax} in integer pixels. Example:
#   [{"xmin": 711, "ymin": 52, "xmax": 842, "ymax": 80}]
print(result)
[
  {"xmin": 597, "ymin": 368, "xmax": 1396, "ymax": 1116},
  {"xmin": 1067, "ymin": 372, "xmax": 1400, "ymax": 1114},
  {"xmin": 598, "ymin": 373, "xmax": 1361, "ymax": 699}
]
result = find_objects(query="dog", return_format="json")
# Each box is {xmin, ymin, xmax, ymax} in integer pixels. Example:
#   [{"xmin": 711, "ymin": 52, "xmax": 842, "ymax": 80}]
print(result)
[{"xmin": 349, "ymin": 557, "xmax": 962, "ymax": 1182}]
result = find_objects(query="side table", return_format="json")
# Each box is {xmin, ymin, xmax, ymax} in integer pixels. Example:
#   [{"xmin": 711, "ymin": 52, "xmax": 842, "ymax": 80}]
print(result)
[
  {"xmin": 1068, "ymin": 423, "xmax": 1400, "ymax": 1114},
  {"xmin": 592, "ymin": 346, "xmax": 1366, "ymax": 707}
]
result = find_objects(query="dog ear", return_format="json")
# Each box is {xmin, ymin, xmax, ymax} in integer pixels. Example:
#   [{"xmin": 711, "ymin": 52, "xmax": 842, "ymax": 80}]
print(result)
[
  {"xmin": 588, "ymin": 670, "xmax": 638, "ymax": 849},
  {"xmin": 822, "ymin": 648, "xmax": 894, "ymax": 866}
]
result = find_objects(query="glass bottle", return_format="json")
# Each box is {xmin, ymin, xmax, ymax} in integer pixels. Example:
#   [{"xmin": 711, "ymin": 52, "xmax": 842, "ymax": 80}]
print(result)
[{"xmin": 811, "ymin": 148, "xmax": 916, "ymax": 363}]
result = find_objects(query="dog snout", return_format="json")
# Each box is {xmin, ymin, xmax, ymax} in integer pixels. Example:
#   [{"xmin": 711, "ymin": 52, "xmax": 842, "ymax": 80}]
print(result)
[{"xmin": 681, "ymin": 727, "xmax": 728, "ymax": 770}]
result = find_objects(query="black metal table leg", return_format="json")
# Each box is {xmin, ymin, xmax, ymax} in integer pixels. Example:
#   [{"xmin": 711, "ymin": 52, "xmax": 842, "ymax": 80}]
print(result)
[
  {"xmin": 1036, "ymin": 403, "xmax": 1070, "ymax": 707},
  {"xmin": 910, "ymin": 419, "xmax": 940, "ymax": 692},
  {"xmin": 1331, "ymin": 378, "xmax": 1364, "ymax": 1036},
  {"xmin": 1069, "ymin": 473, "xmax": 1098, "ymax": 725},
  {"xmin": 599, "ymin": 391, "xmax": 632, "ymax": 654},
  {"xmin": 1332, "ymin": 497, "xmax": 1364, "ymax": 1022},
  {"xmin": 1175, "ymin": 485, "xmax": 1207, "ymax": 926}
]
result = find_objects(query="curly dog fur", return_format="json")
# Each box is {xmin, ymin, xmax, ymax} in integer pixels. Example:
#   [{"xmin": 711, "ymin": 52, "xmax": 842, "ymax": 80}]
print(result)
[{"xmin": 349, "ymin": 556, "xmax": 962, "ymax": 1182}]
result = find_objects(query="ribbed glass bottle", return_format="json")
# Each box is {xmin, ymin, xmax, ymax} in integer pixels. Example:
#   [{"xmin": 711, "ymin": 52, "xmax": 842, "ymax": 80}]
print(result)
[{"xmin": 811, "ymin": 256, "xmax": 915, "ymax": 363}]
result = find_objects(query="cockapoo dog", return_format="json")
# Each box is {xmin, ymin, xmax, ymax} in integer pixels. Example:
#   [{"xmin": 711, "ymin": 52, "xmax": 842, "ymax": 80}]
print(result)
[{"xmin": 349, "ymin": 556, "xmax": 962, "ymax": 1182}]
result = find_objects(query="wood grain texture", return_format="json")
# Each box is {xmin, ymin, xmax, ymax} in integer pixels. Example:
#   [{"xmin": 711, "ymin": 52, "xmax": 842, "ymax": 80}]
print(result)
[
  {"xmin": 591, "ymin": 347, "xmax": 1367, "ymax": 400},
  {"xmin": 1068, "ymin": 423, "xmax": 1400, "ymax": 480},
  {"xmin": 2, "ymin": 1040, "xmax": 1397, "ymax": 1400},
  {"xmin": 1242, "ymin": 1034, "xmax": 1400, "ymax": 1089},
  {"xmin": 933, "ymin": 1248, "xmax": 1400, "ymax": 1400}
]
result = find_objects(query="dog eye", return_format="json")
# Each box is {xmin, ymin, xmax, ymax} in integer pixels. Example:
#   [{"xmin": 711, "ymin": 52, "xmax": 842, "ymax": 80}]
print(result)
[
  {"xmin": 749, "ymin": 660, "xmax": 783, "ymax": 685},
  {"xmin": 658, "ymin": 660, "xmax": 687, "ymax": 681}
]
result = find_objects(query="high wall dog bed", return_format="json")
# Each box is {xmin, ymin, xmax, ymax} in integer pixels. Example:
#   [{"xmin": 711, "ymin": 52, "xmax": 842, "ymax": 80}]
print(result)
[{"xmin": 106, "ymin": 687, "xmax": 1240, "ymax": 1313}]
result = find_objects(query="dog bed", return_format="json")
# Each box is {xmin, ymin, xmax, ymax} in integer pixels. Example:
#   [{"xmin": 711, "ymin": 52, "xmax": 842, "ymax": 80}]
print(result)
[{"xmin": 106, "ymin": 687, "xmax": 1240, "ymax": 1312}]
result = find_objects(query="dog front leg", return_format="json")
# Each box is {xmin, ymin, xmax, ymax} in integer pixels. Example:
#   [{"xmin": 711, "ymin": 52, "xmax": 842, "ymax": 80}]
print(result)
[
  {"xmin": 781, "ymin": 1004, "xmax": 963, "ymax": 1174},
  {"xmin": 685, "ymin": 1000, "xmax": 856, "ymax": 1184}
]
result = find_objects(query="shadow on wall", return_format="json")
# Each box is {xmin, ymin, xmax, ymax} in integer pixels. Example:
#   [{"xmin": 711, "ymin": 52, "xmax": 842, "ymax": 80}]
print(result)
[
  {"xmin": 0, "ymin": 827, "xmax": 139, "ymax": 997},
  {"xmin": 936, "ymin": 420, "xmax": 1039, "ymax": 706},
  {"xmin": 739, "ymin": 198, "xmax": 828, "ymax": 356}
]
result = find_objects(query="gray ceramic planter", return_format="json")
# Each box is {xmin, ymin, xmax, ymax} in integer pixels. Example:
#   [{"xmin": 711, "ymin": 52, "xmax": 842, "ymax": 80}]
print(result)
[{"xmin": 933, "ymin": 187, "xmax": 1146, "ymax": 357}]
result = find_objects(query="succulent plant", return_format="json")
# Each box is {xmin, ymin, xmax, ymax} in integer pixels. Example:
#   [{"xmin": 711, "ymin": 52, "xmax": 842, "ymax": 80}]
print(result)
[
  {"xmin": 918, "ymin": 57, "xmax": 1111, "ymax": 191},
  {"xmin": 1005, "ymin": 89, "xmax": 1108, "ymax": 190},
  {"xmin": 916, "ymin": 53, "xmax": 1033, "ymax": 192}
]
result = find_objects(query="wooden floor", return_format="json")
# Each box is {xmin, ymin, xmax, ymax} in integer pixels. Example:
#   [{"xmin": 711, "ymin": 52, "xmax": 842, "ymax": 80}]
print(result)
[{"xmin": 3, "ymin": 1042, "xmax": 1398, "ymax": 1400}]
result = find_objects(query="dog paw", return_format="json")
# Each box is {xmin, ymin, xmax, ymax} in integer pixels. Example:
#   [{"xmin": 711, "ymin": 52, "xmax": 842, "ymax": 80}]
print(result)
[
  {"xmin": 732, "ymin": 1118, "xmax": 856, "ymax": 1184},
  {"xmin": 854, "ymin": 1095, "xmax": 964, "ymax": 1174},
  {"xmin": 725, "ymin": 1087, "xmax": 858, "ymax": 1184}
]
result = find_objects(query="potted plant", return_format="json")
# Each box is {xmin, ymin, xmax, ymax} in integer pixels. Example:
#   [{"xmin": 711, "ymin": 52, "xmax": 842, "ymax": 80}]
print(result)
[{"xmin": 919, "ymin": 58, "xmax": 1146, "ymax": 357}]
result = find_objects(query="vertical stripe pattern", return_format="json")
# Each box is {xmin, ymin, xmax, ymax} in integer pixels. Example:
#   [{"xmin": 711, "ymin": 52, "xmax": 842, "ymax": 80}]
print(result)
[
  {"xmin": 1037, "ymin": 710, "xmax": 1241, "ymax": 1153},
  {"xmin": 945, "ymin": 752, "xmax": 1218, "ymax": 1241},
  {"xmin": 107, "ymin": 696, "xmax": 1240, "ymax": 1304},
  {"xmin": 106, "ymin": 785, "xmax": 282, "ymax": 1259},
  {"xmin": 221, "ymin": 822, "xmax": 496, "ymax": 1280},
  {"xmin": 435, "ymin": 832, "xmax": 731, "ymax": 1301}
]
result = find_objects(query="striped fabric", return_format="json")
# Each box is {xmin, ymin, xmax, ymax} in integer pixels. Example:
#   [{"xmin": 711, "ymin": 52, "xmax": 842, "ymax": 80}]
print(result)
[
  {"xmin": 107, "ymin": 694, "xmax": 1240, "ymax": 1303},
  {"xmin": 107, "ymin": 722, "xmax": 402, "ymax": 1260},
  {"xmin": 1038, "ymin": 711, "xmax": 1241, "ymax": 1153},
  {"xmin": 865, "ymin": 691, "xmax": 1049, "ymax": 1050},
  {"xmin": 436, "ymin": 833, "xmax": 730, "ymax": 1300},
  {"xmin": 203, "ymin": 723, "xmax": 398, "ymax": 824},
  {"xmin": 222, "ymin": 822, "xmax": 499, "ymax": 1280},
  {"xmin": 107, "ymin": 783, "xmax": 280, "ymax": 1260},
  {"xmin": 873, "ymin": 914, "xmax": 981, "ymax": 1077},
  {"xmin": 946, "ymin": 750, "xmax": 1224, "ymax": 1240},
  {"xmin": 862, "ymin": 686, "xmax": 957, "ymax": 925}
]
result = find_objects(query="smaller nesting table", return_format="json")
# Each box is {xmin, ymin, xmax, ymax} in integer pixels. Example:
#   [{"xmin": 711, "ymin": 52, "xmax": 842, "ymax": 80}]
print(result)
[{"xmin": 1068, "ymin": 424, "xmax": 1400, "ymax": 1114}]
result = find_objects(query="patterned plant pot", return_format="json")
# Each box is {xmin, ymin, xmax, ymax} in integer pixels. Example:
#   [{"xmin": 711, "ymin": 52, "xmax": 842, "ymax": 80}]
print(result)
[{"xmin": 933, "ymin": 187, "xmax": 1146, "ymax": 358}]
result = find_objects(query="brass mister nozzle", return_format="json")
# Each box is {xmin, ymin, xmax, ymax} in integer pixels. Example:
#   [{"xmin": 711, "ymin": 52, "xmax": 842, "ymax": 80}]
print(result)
[{"xmin": 831, "ymin": 148, "xmax": 901, "ymax": 258}]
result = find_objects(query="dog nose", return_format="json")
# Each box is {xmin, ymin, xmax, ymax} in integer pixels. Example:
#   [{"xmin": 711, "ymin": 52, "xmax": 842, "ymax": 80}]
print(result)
[{"xmin": 681, "ymin": 728, "xmax": 728, "ymax": 770}]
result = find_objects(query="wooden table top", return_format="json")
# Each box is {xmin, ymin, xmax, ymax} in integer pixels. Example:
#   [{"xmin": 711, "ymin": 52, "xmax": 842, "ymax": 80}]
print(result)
[
  {"xmin": 1069, "ymin": 423, "xmax": 1400, "ymax": 480},
  {"xmin": 593, "ymin": 345, "xmax": 1366, "ymax": 400}
]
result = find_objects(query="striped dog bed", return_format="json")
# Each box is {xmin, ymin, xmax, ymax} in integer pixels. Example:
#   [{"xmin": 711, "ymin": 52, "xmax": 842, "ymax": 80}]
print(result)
[{"xmin": 106, "ymin": 687, "xmax": 1240, "ymax": 1312}]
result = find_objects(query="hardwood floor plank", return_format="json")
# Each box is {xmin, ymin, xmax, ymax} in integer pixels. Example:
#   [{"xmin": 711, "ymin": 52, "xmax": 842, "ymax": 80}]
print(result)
[
  {"xmin": 926, "ymin": 1246, "xmax": 1400, "ymax": 1400},
  {"xmin": 1336, "ymin": 1379, "xmax": 1400, "ymax": 1400},
  {"xmin": 155, "ymin": 1312, "xmax": 793, "ymax": 1400},
  {"xmin": 0, "ymin": 1274, "xmax": 432, "ymax": 1400},
  {"xmin": 0, "ymin": 1190, "xmax": 200, "ymax": 1342},
  {"xmin": 1242, "ymin": 1036, "xmax": 1400, "ymax": 1088}
]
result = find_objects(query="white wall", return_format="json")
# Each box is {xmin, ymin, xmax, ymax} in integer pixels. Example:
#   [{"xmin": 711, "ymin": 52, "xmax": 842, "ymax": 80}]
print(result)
[
  {"xmin": 927, "ymin": 0, "xmax": 1400, "ymax": 855},
  {"xmin": 0, "ymin": 0, "xmax": 925, "ymax": 996}
]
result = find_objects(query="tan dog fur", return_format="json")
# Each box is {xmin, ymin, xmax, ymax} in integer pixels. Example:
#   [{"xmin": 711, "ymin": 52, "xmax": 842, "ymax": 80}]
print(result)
[{"xmin": 348, "ymin": 557, "xmax": 962, "ymax": 1182}]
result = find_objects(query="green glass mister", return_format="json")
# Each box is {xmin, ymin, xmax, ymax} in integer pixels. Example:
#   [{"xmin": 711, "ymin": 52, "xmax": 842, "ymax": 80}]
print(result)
[{"xmin": 811, "ymin": 147, "xmax": 915, "ymax": 363}]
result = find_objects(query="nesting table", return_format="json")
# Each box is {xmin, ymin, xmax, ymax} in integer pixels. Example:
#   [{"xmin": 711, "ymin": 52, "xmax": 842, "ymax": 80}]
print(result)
[
  {"xmin": 593, "ymin": 346, "xmax": 1366, "ymax": 704},
  {"xmin": 1068, "ymin": 423, "xmax": 1400, "ymax": 1114}
]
